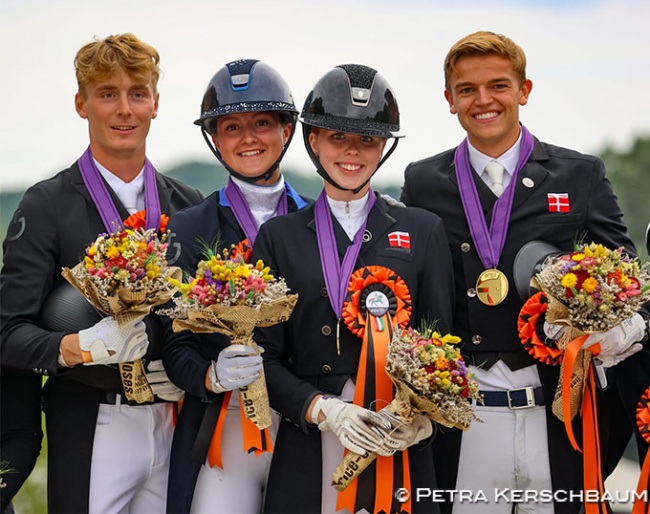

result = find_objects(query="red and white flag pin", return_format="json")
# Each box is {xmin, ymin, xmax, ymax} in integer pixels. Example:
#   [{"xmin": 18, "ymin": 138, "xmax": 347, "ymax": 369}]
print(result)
[
  {"xmin": 547, "ymin": 193, "xmax": 570, "ymax": 213},
  {"xmin": 388, "ymin": 231, "xmax": 411, "ymax": 249}
]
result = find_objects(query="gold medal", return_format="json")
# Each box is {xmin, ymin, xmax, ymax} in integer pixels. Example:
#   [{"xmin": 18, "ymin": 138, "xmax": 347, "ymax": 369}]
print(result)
[{"xmin": 476, "ymin": 269, "xmax": 509, "ymax": 306}]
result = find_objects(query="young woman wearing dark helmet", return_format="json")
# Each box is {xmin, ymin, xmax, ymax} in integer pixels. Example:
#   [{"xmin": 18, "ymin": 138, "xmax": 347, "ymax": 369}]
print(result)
[
  {"xmin": 161, "ymin": 59, "xmax": 311, "ymax": 514},
  {"xmin": 252, "ymin": 64, "xmax": 455, "ymax": 514}
]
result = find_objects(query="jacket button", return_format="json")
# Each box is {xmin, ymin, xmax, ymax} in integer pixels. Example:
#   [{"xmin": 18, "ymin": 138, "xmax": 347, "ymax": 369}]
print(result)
[
  {"xmin": 321, "ymin": 325, "xmax": 332, "ymax": 336},
  {"xmin": 322, "ymin": 364, "xmax": 332, "ymax": 373},
  {"xmin": 472, "ymin": 335, "xmax": 482, "ymax": 345},
  {"xmin": 461, "ymin": 242, "xmax": 471, "ymax": 253},
  {"xmin": 467, "ymin": 288, "xmax": 476, "ymax": 298},
  {"xmin": 321, "ymin": 288, "xmax": 329, "ymax": 298}
]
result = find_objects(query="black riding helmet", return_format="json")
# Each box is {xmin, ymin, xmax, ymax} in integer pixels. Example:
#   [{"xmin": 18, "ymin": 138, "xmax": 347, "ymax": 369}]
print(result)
[
  {"xmin": 300, "ymin": 64, "xmax": 402, "ymax": 193},
  {"xmin": 195, "ymin": 59, "xmax": 299, "ymax": 183}
]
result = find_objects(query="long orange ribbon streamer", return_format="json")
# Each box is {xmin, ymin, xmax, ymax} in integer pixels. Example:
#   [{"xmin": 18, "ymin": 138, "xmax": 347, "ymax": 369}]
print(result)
[
  {"xmin": 207, "ymin": 390, "xmax": 272, "ymax": 469},
  {"xmin": 337, "ymin": 312, "xmax": 411, "ymax": 514},
  {"xmin": 561, "ymin": 335, "xmax": 606, "ymax": 513}
]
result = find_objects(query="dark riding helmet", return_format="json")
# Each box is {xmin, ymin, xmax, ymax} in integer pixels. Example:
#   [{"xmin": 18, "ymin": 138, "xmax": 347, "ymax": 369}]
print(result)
[
  {"xmin": 195, "ymin": 59, "xmax": 299, "ymax": 182},
  {"xmin": 300, "ymin": 64, "xmax": 402, "ymax": 193}
]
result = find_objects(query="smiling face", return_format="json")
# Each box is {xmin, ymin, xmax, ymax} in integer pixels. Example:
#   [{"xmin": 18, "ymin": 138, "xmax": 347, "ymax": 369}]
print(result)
[
  {"xmin": 75, "ymin": 69, "xmax": 159, "ymax": 179},
  {"xmin": 212, "ymin": 111, "xmax": 291, "ymax": 184},
  {"xmin": 445, "ymin": 54, "xmax": 532, "ymax": 157},
  {"xmin": 309, "ymin": 128, "xmax": 387, "ymax": 201}
]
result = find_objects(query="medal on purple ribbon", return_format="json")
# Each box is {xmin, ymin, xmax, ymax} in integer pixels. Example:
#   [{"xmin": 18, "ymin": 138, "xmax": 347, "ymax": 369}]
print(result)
[{"xmin": 454, "ymin": 125, "xmax": 535, "ymax": 306}]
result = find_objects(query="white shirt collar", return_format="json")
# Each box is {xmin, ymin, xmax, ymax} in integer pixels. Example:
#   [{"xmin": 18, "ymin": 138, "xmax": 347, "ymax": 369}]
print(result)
[
  {"xmin": 326, "ymin": 191, "xmax": 370, "ymax": 241},
  {"xmin": 467, "ymin": 131, "xmax": 522, "ymax": 188},
  {"xmin": 230, "ymin": 175, "xmax": 286, "ymax": 228},
  {"xmin": 94, "ymin": 158, "xmax": 145, "ymax": 214}
]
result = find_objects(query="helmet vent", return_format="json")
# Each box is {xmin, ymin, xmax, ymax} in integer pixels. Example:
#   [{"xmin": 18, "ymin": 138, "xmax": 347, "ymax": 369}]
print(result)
[
  {"xmin": 338, "ymin": 64, "xmax": 377, "ymax": 89},
  {"xmin": 338, "ymin": 64, "xmax": 376, "ymax": 107},
  {"xmin": 226, "ymin": 59, "xmax": 258, "ymax": 90}
]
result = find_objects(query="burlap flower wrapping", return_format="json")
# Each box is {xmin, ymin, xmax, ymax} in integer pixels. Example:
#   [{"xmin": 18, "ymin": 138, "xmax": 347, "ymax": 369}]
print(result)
[
  {"xmin": 62, "ymin": 262, "xmax": 182, "ymax": 404},
  {"xmin": 168, "ymin": 295, "xmax": 298, "ymax": 430},
  {"xmin": 332, "ymin": 371, "xmax": 477, "ymax": 491}
]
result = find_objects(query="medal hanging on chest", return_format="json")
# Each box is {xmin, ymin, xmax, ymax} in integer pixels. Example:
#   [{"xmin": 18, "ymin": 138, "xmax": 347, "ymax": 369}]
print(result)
[
  {"xmin": 476, "ymin": 268, "xmax": 509, "ymax": 306},
  {"xmin": 454, "ymin": 126, "xmax": 535, "ymax": 306}
]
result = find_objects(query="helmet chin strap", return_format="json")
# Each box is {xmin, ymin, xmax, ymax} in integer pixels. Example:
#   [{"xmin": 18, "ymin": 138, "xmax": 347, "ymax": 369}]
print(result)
[
  {"xmin": 200, "ymin": 117, "xmax": 297, "ymax": 184},
  {"xmin": 305, "ymin": 135, "xmax": 400, "ymax": 194}
]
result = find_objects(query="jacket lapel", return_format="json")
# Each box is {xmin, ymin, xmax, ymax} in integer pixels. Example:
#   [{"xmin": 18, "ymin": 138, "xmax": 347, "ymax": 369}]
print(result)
[
  {"xmin": 510, "ymin": 140, "xmax": 551, "ymax": 211},
  {"xmin": 155, "ymin": 172, "xmax": 174, "ymax": 215},
  {"xmin": 358, "ymin": 196, "xmax": 397, "ymax": 262}
]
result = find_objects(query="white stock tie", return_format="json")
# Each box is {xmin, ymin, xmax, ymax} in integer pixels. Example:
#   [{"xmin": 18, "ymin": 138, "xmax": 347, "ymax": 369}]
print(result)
[{"xmin": 485, "ymin": 160, "xmax": 504, "ymax": 197}]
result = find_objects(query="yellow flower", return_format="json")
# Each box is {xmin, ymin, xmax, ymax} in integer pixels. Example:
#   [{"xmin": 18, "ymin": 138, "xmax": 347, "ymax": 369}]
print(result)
[
  {"xmin": 233, "ymin": 265, "xmax": 250, "ymax": 278},
  {"xmin": 571, "ymin": 253, "xmax": 585, "ymax": 262},
  {"xmin": 435, "ymin": 356, "xmax": 449, "ymax": 370},
  {"xmin": 581, "ymin": 277, "xmax": 598, "ymax": 293},
  {"xmin": 439, "ymin": 333, "xmax": 462, "ymax": 345},
  {"xmin": 105, "ymin": 246, "xmax": 120, "ymax": 259},
  {"xmin": 561, "ymin": 273, "xmax": 578, "ymax": 288}
]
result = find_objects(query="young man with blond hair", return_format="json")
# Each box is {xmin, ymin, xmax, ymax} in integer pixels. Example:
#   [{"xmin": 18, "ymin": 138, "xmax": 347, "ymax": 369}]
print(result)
[{"xmin": 0, "ymin": 33, "xmax": 202, "ymax": 513}]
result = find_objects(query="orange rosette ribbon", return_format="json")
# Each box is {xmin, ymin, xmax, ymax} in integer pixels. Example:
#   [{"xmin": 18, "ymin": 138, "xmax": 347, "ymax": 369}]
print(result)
[
  {"xmin": 517, "ymin": 291, "xmax": 563, "ymax": 366},
  {"xmin": 342, "ymin": 265, "xmax": 412, "ymax": 339},
  {"xmin": 337, "ymin": 265, "xmax": 413, "ymax": 514},
  {"xmin": 634, "ymin": 387, "xmax": 650, "ymax": 513}
]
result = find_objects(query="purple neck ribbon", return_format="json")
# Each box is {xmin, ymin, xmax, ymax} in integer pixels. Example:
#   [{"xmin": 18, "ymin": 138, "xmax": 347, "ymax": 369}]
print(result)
[
  {"xmin": 454, "ymin": 125, "xmax": 534, "ymax": 270},
  {"xmin": 315, "ymin": 189, "xmax": 376, "ymax": 320},
  {"xmin": 78, "ymin": 146, "xmax": 161, "ymax": 233},
  {"xmin": 224, "ymin": 177, "xmax": 288, "ymax": 247}
]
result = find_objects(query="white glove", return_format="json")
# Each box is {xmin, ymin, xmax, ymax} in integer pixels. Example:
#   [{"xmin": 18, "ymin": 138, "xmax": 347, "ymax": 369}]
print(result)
[
  {"xmin": 145, "ymin": 360, "xmax": 184, "ymax": 402},
  {"xmin": 213, "ymin": 344, "xmax": 262, "ymax": 392},
  {"xmin": 583, "ymin": 313, "xmax": 646, "ymax": 368},
  {"xmin": 310, "ymin": 396, "xmax": 391, "ymax": 455},
  {"xmin": 374, "ymin": 410, "xmax": 433, "ymax": 456},
  {"xmin": 78, "ymin": 317, "xmax": 148, "ymax": 365},
  {"xmin": 379, "ymin": 193, "xmax": 405, "ymax": 208}
]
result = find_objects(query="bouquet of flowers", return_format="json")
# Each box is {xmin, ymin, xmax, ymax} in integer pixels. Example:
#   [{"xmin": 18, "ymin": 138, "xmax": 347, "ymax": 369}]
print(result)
[
  {"xmin": 61, "ymin": 211, "xmax": 180, "ymax": 403},
  {"xmin": 161, "ymin": 242, "xmax": 298, "ymax": 429},
  {"xmin": 384, "ymin": 326, "xmax": 481, "ymax": 427},
  {"xmin": 333, "ymin": 325, "xmax": 481, "ymax": 491},
  {"xmin": 62, "ymin": 211, "xmax": 180, "ymax": 325},
  {"xmin": 532, "ymin": 242, "xmax": 650, "ymax": 420},
  {"xmin": 535, "ymin": 242, "xmax": 649, "ymax": 334}
]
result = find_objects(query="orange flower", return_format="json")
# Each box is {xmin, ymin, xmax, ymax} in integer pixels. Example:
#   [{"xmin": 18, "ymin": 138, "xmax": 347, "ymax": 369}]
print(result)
[{"xmin": 124, "ymin": 210, "xmax": 169, "ymax": 233}]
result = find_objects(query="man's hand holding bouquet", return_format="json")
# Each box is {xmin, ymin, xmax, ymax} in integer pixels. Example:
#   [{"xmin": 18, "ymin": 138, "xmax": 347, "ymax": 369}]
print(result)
[
  {"xmin": 518, "ymin": 241, "xmax": 650, "ymax": 511},
  {"xmin": 61, "ymin": 211, "xmax": 181, "ymax": 403}
]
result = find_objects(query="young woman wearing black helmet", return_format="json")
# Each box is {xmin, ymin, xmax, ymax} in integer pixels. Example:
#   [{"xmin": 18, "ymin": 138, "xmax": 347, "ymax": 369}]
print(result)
[
  {"xmin": 161, "ymin": 59, "xmax": 311, "ymax": 513},
  {"xmin": 252, "ymin": 64, "xmax": 455, "ymax": 514}
]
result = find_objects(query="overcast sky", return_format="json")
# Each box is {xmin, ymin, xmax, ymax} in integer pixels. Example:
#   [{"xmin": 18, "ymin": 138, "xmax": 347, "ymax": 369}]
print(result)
[{"xmin": 1, "ymin": 0, "xmax": 648, "ymax": 192}]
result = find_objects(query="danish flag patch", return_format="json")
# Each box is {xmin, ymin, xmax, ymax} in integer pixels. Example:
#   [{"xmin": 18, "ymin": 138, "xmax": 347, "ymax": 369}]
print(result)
[
  {"xmin": 547, "ymin": 193, "xmax": 570, "ymax": 213},
  {"xmin": 388, "ymin": 231, "xmax": 411, "ymax": 249}
]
